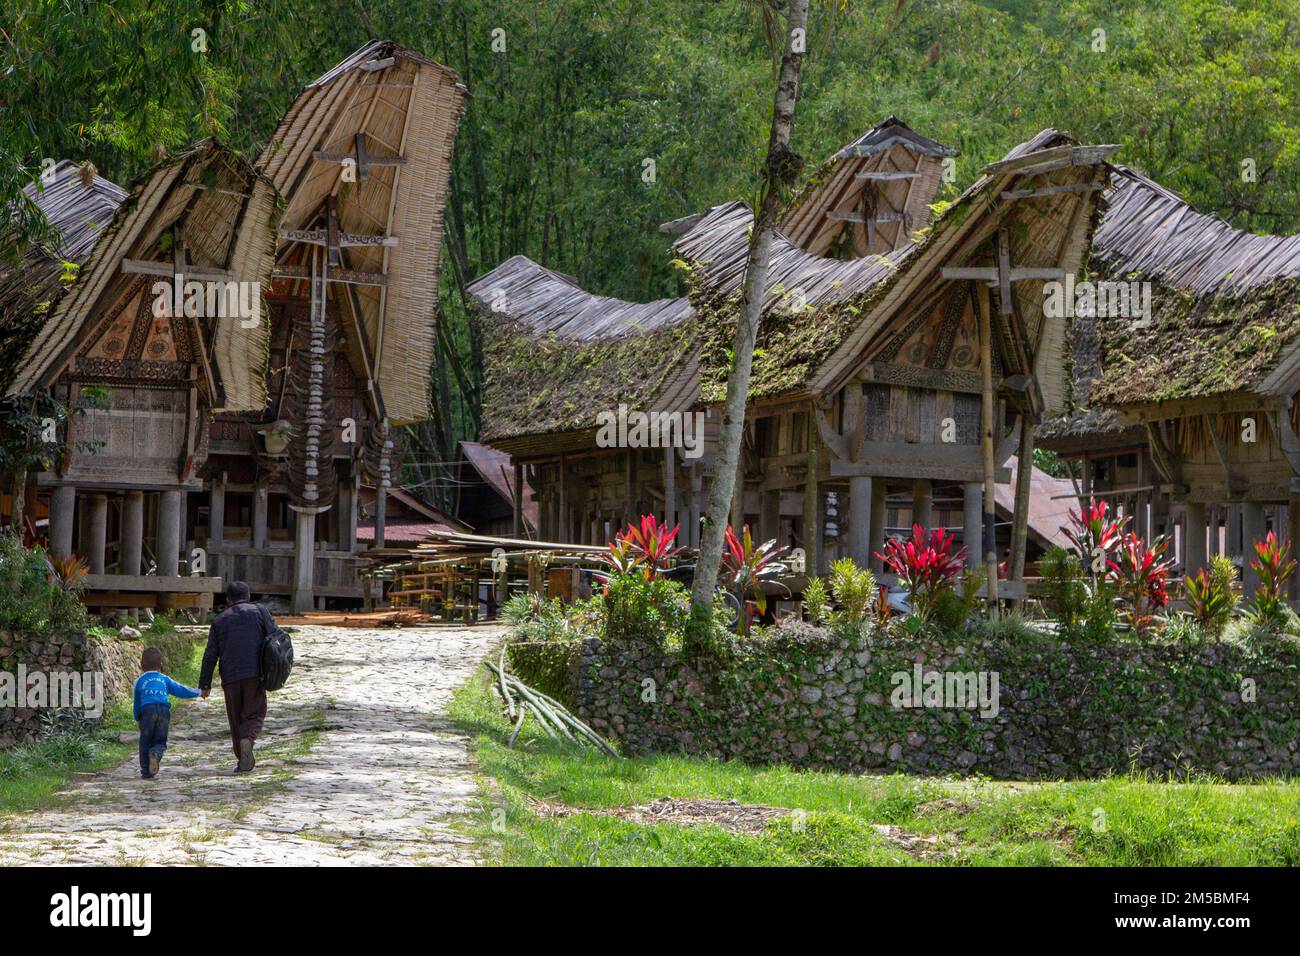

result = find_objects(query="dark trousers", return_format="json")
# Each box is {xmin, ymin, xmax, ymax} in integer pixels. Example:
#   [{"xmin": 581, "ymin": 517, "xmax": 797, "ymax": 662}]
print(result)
[
  {"xmin": 222, "ymin": 678, "xmax": 267, "ymax": 758},
  {"xmin": 138, "ymin": 703, "xmax": 171, "ymax": 777}
]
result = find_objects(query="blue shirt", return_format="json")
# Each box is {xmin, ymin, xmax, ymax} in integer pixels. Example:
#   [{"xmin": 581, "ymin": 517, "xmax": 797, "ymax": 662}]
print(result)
[{"xmin": 133, "ymin": 671, "xmax": 200, "ymax": 722}]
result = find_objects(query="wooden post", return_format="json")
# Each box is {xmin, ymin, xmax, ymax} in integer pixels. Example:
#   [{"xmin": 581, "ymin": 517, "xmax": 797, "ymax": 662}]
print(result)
[
  {"xmin": 291, "ymin": 507, "xmax": 317, "ymax": 614},
  {"xmin": 512, "ymin": 461, "xmax": 524, "ymax": 537},
  {"xmin": 1242, "ymin": 501, "xmax": 1266, "ymax": 597},
  {"xmin": 624, "ymin": 450, "xmax": 638, "ymax": 527},
  {"xmin": 340, "ymin": 477, "xmax": 358, "ymax": 552},
  {"xmin": 1288, "ymin": 498, "xmax": 1300, "ymax": 602},
  {"xmin": 208, "ymin": 472, "xmax": 226, "ymax": 547},
  {"xmin": 157, "ymin": 490, "xmax": 182, "ymax": 576},
  {"xmin": 869, "ymin": 481, "xmax": 887, "ymax": 573},
  {"xmin": 374, "ymin": 486, "xmax": 387, "ymax": 548},
  {"xmin": 1010, "ymin": 416, "xmax": 1035, "ymax": 583},
  {"xmin": 48, "ymin": 485, "xmax": 75, "ymax": 559},
  {"xmin": 978, "ymin": 286, "xmax": 999, "ymax": 617},
  {"xmin": 1183, "ymin": 500, "xmax": 1208, "ymax": 576},
  {"xmin": 760, "ymin": 489, "xmax": 781, "ymax": 544},
  {"xmin": 803, "ymin": 411, "xmax": 819, "ymax": 575},
  {"xmin": 662, "ymin": 448, "xmax": 676, "ymax": 533},
  {"xmin": 558, "ymin": 455, "xmax": 568, "ymax": 542},
  {"xmin": 86, "ymin": 494, "xmax": 108, "ymax": 575},
  {"xmin": 688, "ymin": 469, "xmax": 703, "ymax": 549},
  {"xmin": 121, "ymin": 490, "xmax": 144, "ymax": 575},
  {"xmin": 849, "ymin": 476, "xmax": 873, "ymax": 569},
  {"xmin": 1080, "ymin": 457, "xmax": 1093, "ymax": 507},
  {"xmin": 910, "ymin": 479, "xmax": 933, "ymax": 531},
  {"xmin": 252, "ymin": 484, "xmax": 269, "ymax": 550},
  {"xmin": 963, "ymin": 482, "xmax": 983, "ymax": 570},
  {"xmin": 1227, "ymin": 504, "xmax": 1242, "ymax": 559}
]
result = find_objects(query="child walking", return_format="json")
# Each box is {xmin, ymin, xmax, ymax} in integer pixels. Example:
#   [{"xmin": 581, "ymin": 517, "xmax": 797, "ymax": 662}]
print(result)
[{"xmin": 133, "ymin": 647, "xmax": 201, "ymax": 779}]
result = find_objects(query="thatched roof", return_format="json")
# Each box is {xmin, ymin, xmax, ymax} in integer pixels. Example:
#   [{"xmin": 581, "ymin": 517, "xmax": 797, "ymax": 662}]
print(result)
[
  {"xmin": 780, "ymin": 116, "xmax": 957, "ymax": 257},
  {"xmin": 0, "ymin": 162, "xmax": 128, "ymax": 392},
  {"xmin": 467, "ymin": 257, "xmax": 698, "ymax": 448},
  {"xmin": 4, "ymin": 142, "xmax": 280, "ymax": 406},
  {"xmin": 472, "ymin": 126, "xmax": 1114, "ymax": 447},
  {"xmin": 258, "ymin": 40, "xmax": 467, "ymax": 425},
  {"xmin": 1079, "ymin": 166, "xmax": 1300, "ymax": 408}
]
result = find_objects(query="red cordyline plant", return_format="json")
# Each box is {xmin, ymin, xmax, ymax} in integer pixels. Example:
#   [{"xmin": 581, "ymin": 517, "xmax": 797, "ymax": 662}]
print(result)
[
  {"xmin": 721, "ymin": 524, "xmax": 789, "ymax": 634},
  {"xmin": 874, "ymin": 524, "xmax": 968, "ymax": 621},
  {"xmin": 1106, "ymin": 532, "xmax": 1174, "ymax": 636},
  {"xmin": 597, "ymin": 514, "xmax": 683, "ymax": 582},
  {"xmin": 1063, "ymin": 498, "xmax": 1129, "ymax": 576},
  {"xmin": 1245, "ymin": 532, "xmax": 1296, "ymax": 630}
]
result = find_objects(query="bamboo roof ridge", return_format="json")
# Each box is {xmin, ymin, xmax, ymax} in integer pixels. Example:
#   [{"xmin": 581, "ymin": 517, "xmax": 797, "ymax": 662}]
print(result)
[{"xmin": 258, "ymin": 40, "xmax": 467, "ymax": 425}]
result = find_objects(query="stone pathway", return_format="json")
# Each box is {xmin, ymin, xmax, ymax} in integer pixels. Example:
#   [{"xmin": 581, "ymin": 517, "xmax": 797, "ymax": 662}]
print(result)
[{"xmin": 0, "ymin": 624, "xmax": 501, "ymax": 866}]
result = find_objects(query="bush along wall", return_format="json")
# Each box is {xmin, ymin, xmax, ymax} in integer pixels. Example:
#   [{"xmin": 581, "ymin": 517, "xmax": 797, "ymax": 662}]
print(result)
[{"xmin": 577, "ymin": 622, "xmax": 1300, "ymax": 780}]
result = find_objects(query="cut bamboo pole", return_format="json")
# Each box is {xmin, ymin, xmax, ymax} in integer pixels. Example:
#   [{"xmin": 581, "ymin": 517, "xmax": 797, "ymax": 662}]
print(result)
[{"xmin": 978, "ymin": 284, "xmax": 1000, "ymax": 619}]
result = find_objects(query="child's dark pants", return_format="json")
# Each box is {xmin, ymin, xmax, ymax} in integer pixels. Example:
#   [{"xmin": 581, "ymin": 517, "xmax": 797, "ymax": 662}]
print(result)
[{"xmin": 138, "ymin": 702, "xmax": 171, "ymax": 777}]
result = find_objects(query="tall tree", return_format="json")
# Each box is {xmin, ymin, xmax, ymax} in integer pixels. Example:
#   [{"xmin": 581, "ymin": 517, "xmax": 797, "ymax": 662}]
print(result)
[{"xmin": 690, "ymin": 0, "xmax": 811, "ymax": 618}]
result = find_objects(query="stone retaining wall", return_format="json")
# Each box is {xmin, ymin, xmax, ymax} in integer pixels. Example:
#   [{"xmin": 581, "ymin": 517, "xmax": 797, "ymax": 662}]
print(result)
[{"xmin": 576, "ymin": 622, "xmax": 1300, "ymax": 780}]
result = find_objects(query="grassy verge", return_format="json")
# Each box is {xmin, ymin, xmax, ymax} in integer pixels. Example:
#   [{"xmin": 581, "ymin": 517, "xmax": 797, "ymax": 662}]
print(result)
[
  {"xmin": 451, "ymin": 665, "xmax": 1300, "ymax": 866},
  {"xmin": 0, "ymin": 630, "xmax": 205, "ymax": 814}
]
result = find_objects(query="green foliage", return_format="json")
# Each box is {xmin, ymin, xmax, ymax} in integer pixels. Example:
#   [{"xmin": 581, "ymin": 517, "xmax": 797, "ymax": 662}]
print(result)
[
  {"xmin": 603, "ymin": 573, "xmax": 690, "ymax": 650},
  {"xmin": 875, "ymin": 524, "xmax": 968, "ymax": 623},
  {"xmin": 1182, "ymin": 556, "xmax": 1239, "ymax": 638},
  {"xmin": 506, "ymin": 641, "xmax": 583, "ymax": 709},
  {"xmin": 1244, "ymin": 532, "xmax": 1297, "ymax": 631},
  {"xmin": 502, "ymin": 592, "xmax": 594, "ymax": 643},
  {"xmin": 0, "ymin": 532, "xmax": 86, "ymax": 632},
  {"xmin": 1037, "ymin": 545, "xmax": 1116, "ymax": 643},
  {"xmin": 802, "ymin": 576, "xmax": 829, "ymax": 625},
  {"xmin": 827, "ymin": 557, "xmax": 875, "ymax": 628}
]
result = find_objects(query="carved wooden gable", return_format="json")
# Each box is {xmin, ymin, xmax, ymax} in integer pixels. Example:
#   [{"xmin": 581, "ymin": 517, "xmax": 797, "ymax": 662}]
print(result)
[{"xmin": 73, "ymin": 278, "xmax": 200, "ymax": 386}]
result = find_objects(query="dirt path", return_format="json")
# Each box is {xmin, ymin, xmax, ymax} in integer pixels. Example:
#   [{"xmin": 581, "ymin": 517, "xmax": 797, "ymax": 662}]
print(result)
[{"xmin": 0, "ymin": 624, "xmax": 501, "ymax": 866}]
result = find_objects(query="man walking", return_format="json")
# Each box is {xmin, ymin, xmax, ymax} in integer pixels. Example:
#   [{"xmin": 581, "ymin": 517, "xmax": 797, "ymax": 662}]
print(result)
[{"xmin": 200, "ymin": 581, "xmax": 271, "ymax": 773}]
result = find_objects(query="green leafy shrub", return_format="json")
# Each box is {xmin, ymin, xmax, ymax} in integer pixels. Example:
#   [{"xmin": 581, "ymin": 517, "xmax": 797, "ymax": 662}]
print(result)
[
  {"xmin": 1037, "ymin": 544, "xmax": 1115, "ymax": 642},
  {"xmin": 506, "ymin": 640, "xmax": 582, "ymax": 708},
  {"xmin": 1243, "ymin": 532, "xmax": 1296, "ymax": 632},
  {"xmin": 1107, "ymin": 532, "xmax": 1174, "ymax": 637},
  {"xmin": 828, "ymin": 558, "xmax": 875, "ymax": 626},
  {"xmin": 1182, "ymin": 555, "xmax": 1238, "ymax": 638},
  {"xmin": 0, "ymin": 533, "xmax": 87, "ymax": 633},
  {"xmin": 603, "ymin": 573, "xmax": 690, "ymax": 649},
  {"xmin": 802, "ymin": 576, "xmax": 829, "ymax": 625}
]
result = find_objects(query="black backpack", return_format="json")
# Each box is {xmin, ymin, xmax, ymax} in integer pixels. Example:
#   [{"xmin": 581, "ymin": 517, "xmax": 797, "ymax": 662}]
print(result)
[{"xmin": 258, "ymin": 607, "xmax": 294, "ymax": 692}]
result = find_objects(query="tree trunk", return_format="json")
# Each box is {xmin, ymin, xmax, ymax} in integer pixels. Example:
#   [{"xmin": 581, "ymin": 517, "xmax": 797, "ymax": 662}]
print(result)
[
  {"xmin": 9, "ymin": 464, "xmax": 27, "ymax": 535},
  {"xmin": 691, "ymin": 0, "xmax": 810, "ymax": 614}
]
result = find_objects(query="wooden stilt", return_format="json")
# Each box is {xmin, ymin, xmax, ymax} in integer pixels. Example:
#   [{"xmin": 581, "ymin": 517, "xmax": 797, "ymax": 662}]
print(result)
[
  {"xmin": 1010, "ymin": 415, "xmax": 1035, "ymax": 585},
  {"xmin": 803, "ymin": 409, "xmax": 820, "ymax": 576},
  {"xmin": 978, "ymin": 285, "xmax": 1000, "ymax": 618}
]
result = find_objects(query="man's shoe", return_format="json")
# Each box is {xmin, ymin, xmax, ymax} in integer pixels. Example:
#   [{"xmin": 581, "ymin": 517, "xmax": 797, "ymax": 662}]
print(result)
[
  {"xmin": 148, "ymin": 753, "xmax": 160, "ymax": 777},
  {"xmin": 238, "ymin": 738, "xmax": 256, "ymax": 773}
]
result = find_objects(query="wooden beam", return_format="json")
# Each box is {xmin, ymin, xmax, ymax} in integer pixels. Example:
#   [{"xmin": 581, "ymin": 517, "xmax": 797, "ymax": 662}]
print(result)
[
  {"xmin": 1002, "ymin": 181, "xmax": 1105, "ymax": 201},
  {"xmin": 1010, "ymin": 416, "xmax": 1035, "ymax": 590},
  {"xmin": 982, "ymin": 143, "xmax": 1120, "ymax": 177},
  {"xmin": 272, "ymin": 264, "xmax": 388, "ymax": 287},
  {"xmin": 978, "ymin": 284, "xmax": 1000, "ymax": 618},
  {"xmin": 940, "ymin": 266, "xmax": 1065, "ymax": 282},
  {"xmin": 280, "ymin": 228, "xmax": 400, "ymax": 248},
  {"xmin": 121, "ymin": 258, "xmax": 233, "ymax": 282},
  {"xmin": 312, "ymin": 150, "xmax": 407, "ymax": 168},
  {"xmin": 360, "ymin": 56, "xmax": 396, "ymax": 72},
  {"xmin": 996, "ymin": 228, "xmax": 1013, "ymax": 315},
  {"xmin": 855, "ymin": 170, "xmax": 919, "ymax": 181}
]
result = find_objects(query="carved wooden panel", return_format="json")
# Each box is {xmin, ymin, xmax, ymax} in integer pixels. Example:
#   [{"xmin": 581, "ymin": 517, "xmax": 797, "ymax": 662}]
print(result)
[{"xmin": 65, "ymin": 386, "xmax": 189, "ymax": 483}]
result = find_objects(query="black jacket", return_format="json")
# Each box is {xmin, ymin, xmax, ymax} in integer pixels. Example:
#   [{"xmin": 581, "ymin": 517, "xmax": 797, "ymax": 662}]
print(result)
[{"xmin": 200, "ymin": 601, "xmax": 273, "ymax": 689}]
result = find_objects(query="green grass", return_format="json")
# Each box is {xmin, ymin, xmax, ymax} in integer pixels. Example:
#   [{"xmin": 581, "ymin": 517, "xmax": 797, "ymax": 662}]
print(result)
[
  {"xmin": 451, "ymin": 666, "xmax": 1300, "ymax": 866},
  {"xmin": 0, "ymin": 633, "xmax": 204, "ymax": 815}
]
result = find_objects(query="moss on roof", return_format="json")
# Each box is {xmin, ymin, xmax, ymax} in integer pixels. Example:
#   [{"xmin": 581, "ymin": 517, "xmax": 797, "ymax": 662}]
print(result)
[
  {"xmin": 1089, "ymin": 278, "xmax": 1300, "ymax": 406},
  {"xmin": 477, "ymin": 315, "xmax": 697, "ymax": 442}
]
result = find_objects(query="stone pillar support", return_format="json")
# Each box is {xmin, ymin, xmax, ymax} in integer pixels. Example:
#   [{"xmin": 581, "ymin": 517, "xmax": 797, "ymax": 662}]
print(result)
[{"xmin": 121, "ymin": 490, "xmax": 144, "ymax": 576}]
